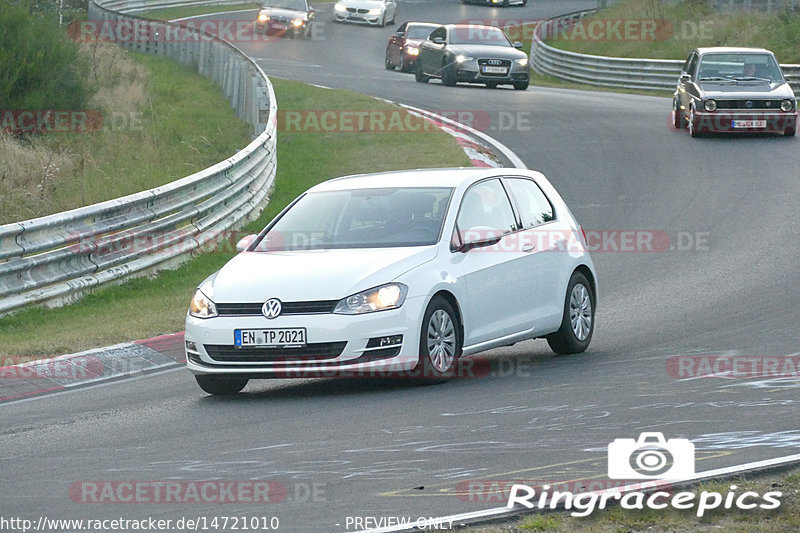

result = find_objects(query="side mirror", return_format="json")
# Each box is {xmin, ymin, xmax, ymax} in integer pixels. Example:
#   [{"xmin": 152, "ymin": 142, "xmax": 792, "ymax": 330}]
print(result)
[
  {"xmin": 235, "ymin": 234, "xmax": 257, "ymax": 252},
  {"xmin": 455, "ymin": 227, "xmax": 502, "ymax": 253},
  {"xmin": 432, "ymin": 36, "xmax": 445, "ymax": 45},
  {"xmin": 513, "ymin": 41, "xmax": 523, "ymax": 49},
  {"xmin": 679, "ymin": 72, "xmax": 691, "ymax": 82}
]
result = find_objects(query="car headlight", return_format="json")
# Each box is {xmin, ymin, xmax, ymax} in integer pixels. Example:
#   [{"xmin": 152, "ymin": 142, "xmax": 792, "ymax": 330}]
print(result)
[
  {"xmin": 292, "ymin": 18, "xmax": 304, "ymax": 27},
  {"xmin": 781, "ymin": 99, "xmax": 794, "ymax": 112},
  {"xmin": 516, "ymin": 57, "xmax": 528, "ymax": 66},
  {"xmin": 333, "ymin": 283, "xmax": 408, "ymax": 315},
  {"xmin": 456, "ymin": 55, "xmax": 474, "ymax": 63},
  {"xmin": 334, "ymin": 4, "xmax": 346, "ymax": 12},
  {"xmin": 406, "ymin": 46, "xmax": 419, "ymax": 56},
  {"xmin": 257, "ymin": 13, "xmax": 269, "ymax": 22},
  {"xmin": 368, "ymin": 8, "xmax": 382, "ymax": 15},
  {"xmin": 704, "ymin": 99, "xmax": 717, "ymax": 112},
  {"xmin": 189, "ymin": 289, "xmax": 218, "ymax": 319}
]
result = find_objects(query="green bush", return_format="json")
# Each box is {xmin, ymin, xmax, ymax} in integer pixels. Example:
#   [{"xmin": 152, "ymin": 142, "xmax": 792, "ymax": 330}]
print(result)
[{"xmin": 0, "ymin": 0, "xmax": 90, "ymax": 112}]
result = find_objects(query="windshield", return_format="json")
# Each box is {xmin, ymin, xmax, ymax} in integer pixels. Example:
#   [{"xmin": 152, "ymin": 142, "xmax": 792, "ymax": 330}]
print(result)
[
  {"xmin": 407, "ymin": 25, "xmax": 436, "ymax": 39},
  {"xmin": 697, "ymin": 53, "xmax": 783, "ymax": 82},
  {"xmin": 450, "ymin": 26, "xmax": 512, "ymax": 46},
  {"xmin": 255, "ymin": 187, "xmax": 453, "ymax": 250},
  {"xmin": 262, "ymin": 0, "xmax": 306, "ymax": 10}
]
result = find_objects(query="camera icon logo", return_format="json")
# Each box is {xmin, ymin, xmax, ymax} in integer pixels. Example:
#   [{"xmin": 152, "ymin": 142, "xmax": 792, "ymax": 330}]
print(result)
[{"xmin": 608, "ymin": 432, "xmax": 695, "ymax": 480}]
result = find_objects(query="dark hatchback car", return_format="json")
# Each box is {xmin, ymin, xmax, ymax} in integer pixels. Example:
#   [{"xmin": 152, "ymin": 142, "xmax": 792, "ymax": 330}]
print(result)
[
  {"xmin": 415, "ymin": 24, "xmax": 529, "ymax": 90},
  {"xmin": 255, "ymin": 0, "xmax": 315, "ymax": 38},
  {"xmin": 674, "ymin": 47, "xmax": 797, "ymax": 137},
  {"xmin": 385, "ymin": 22, "xmax": 439, "ymax": 72}
]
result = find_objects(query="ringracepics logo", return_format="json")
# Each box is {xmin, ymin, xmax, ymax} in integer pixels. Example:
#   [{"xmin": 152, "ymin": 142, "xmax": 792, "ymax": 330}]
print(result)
[
  {"xmin": 507, "ymin": 432, "xmax": 782, "ymax": 517},
  {"xmin": 608, "ymin": 432, "xmax": 694, "ymax": 480}
]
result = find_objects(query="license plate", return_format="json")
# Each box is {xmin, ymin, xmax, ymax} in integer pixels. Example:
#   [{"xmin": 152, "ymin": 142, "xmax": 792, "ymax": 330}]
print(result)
[
  {"xmin": 235, "ymin": 328, "xmax": 306, "ymax": 347},
  {"xmin": 731, "ymin": 120, "xmax": 766, "ymax": 128},
  {"xmin": 482, "ymin": 66, "xmax": 508, "ymax": 74},
  {"xmin": 271, "ymin": 22, "xmax": 286, "ymax": 30}
]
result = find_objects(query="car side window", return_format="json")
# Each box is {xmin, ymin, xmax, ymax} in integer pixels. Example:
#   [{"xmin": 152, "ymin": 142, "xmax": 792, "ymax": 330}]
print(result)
[
  {"xmin": 504, "ymin": 178, "xmax": 555, "ymax": 229},
  {"xmin": 429, "ymin": 27, "xmax": 446, "ymax": 42},
  {"xmin": 396, "ymin": 22, "xmax": 406, "ymax": 34},
  {"xmin": 455, "ymin": 179, "xmax": 517, "ymax": 235}
]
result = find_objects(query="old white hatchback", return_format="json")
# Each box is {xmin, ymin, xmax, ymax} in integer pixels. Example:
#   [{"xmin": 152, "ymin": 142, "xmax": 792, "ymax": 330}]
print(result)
[{"xmin": 185, "ymin": 168, "xmax": 597, "ymax": 394}]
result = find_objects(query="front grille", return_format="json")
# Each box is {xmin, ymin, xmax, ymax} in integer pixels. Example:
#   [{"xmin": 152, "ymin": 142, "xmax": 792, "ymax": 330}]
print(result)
[
  {"xmin": 716, "ymin": 99, "xmax": 784, "ymax": 110},
  {"xmin": 204, "ymin": 342, "xmax": 347, "ymax": 362},
  {"xmin": 216, "ymin": 300, "xmax": 338, "ymax": 316},
  {"xmin": 345, "ymin": 7, "xmax": 369, "ymax": 13},
  {"xmin": 478, "ymin": 58, "xmax": 512, "ymax": 77}
]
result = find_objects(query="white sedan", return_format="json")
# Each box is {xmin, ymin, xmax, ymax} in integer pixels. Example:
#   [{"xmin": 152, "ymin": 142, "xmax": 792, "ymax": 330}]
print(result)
[
  {"xmin": 185, "ymin": 168, "xmax": 597, "ymax": 394},
  {"xmin": 333, "ymin": 0, "xmax": 396, "ymax": 26}
]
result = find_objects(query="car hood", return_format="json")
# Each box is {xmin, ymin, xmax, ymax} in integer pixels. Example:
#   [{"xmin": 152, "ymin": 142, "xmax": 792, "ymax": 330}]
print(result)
[
  {"xmin": 446, "ymin": 44, "xmax": 526, "ymax": 60},
  {"xmin": 698, "ymin": 81, "xmax": 795, "ymax": 99},
  {"xmin": 336, "ymin": 0, "xmax": 384, "ymax": 8},
  {"xmin": 205, "ymin": 246, "xmax": 438, "ymax": 303},
  {"xmin": 259, "ymin": 7, "xmax": 306, "ymax": 18}
]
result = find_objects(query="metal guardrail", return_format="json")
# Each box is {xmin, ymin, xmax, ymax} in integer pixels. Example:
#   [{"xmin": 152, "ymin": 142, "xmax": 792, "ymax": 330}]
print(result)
[
  {"xmin": 530, "ymin": 8, "xmax": 800, "ymax": 93},
  {"xmin": 0, "ymin": 0, "xmax": 277, "ymax": 316}
]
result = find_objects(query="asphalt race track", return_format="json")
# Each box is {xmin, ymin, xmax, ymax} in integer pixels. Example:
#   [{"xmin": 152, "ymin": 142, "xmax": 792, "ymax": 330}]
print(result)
[{"xmin": 2, "ymin": 1, "xmax": 800, "ymax": 531}]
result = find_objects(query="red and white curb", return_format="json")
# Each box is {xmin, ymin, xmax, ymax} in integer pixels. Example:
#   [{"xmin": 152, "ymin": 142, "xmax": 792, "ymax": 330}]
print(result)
[{"xmin": 0, "ymin": 333, "xmax": 185, "ymax": 403}]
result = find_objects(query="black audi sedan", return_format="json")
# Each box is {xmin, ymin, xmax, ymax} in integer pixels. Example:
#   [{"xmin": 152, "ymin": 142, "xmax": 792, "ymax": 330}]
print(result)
[
  {"xmin": 415, "ymin": 24, "xmax": 529, "ymax": 90},
  {"xmin": 255, "ymin": 0, "xmax": 315, "ymax": 38},
  {"xmin": 673, "ymin": 47, "xmax": 797, "ymax": 137}
]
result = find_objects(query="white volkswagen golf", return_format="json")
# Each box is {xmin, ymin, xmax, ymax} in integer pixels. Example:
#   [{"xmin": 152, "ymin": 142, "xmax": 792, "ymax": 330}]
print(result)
[{"xmin": 185, "ymin": 168, "xmax": 597, "ymax": 394}]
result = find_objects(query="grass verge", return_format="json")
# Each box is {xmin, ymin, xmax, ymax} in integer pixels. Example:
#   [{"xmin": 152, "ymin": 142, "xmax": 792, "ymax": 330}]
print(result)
[
  {"xmin": 544, "ymin": 0, "xmax": 800, "ymax": 63},
  {"xmin": 463, "ymin": 465, "xmax": 800, "ymax": 532},
  {"xmin": 0, "ymin": 77, "xmax": 470, "ymax": 358},
  {"xmin": 0, "ymin": 43, "xmax": 251, "ymax": 225}
]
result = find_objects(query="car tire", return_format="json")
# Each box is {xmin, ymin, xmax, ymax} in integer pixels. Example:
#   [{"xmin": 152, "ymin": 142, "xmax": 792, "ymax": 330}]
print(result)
[
  {"xmin": 399, "ymin": 54, "xmax": 407, "ymax": 72},
  {"xmin": 385, "ymin": 49, "xmax": 395, "ymax": 70},
  {"xmin": 442, "ymin": 59, "xmax": 457, "ymax": 86},
  {"xmin": 416, "ymin": 296, "xmax": 462, "ymax": 383},
  {"xmin": 673, "ymin": 99, "xmax": 684, "ymax": 129},
  {"xmin": 379, "ymin": 13, "xmax": 385, "ymax": 27},
  {"xmin": 513, "ymin": 81, "xmax": 529, "ymax": 90},
  {"xmin": 503, "ymin": 0, "xmax": 510, "ymax": 6},
  {"xmin": 415, "ymin": 61, "xmax": 430, "ymax": 83},
  {"xmin": 486, "ymin": 81, "xmax": 498, "ymax": 89},
  {"xmin": 688, "ymin": 106, "xmax": 701, "ymax": 137},
  {"xmin": 304, "ymin": 22, "xmax": 313, "ymax": 38},
  {"xmin": 546, "ymin": 271, "xmax": 595, "ymax": 355},
  {"xmin": 785, "ymin": 127, "xmax": 796, "ymax": 136},
  {"xmin": 195, "ymin": 375, "xmax": 249, "ymax": 395}
]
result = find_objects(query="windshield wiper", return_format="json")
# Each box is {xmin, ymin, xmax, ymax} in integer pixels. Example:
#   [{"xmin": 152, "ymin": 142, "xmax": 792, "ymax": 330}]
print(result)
[
  {"xmin": 698, "ymin": 76, "xmax": 732, "ymax": 82},
  {"xmin": 731, "ymin": 76, "xmax": 772, "ymax": 82}
]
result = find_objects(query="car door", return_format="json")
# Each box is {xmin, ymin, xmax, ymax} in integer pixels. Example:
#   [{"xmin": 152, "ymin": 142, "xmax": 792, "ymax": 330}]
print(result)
[
  {"xmin": 450, "ymin": 178, "xmax": 532, "ymax": 346},
  {"xmin": 421, "ymin": 26, "xmax": 446, "ymax": 74},
  {"xmin": 389, "ymin": 23, "xmax": 406, "ymax": 64},
  {"xmin": 386, "ymin": 0, "xmax": 397, "ymax": 22},
  {"xmin": 502, "ymin": 176, "xmax": 564, "ymax": 332}
]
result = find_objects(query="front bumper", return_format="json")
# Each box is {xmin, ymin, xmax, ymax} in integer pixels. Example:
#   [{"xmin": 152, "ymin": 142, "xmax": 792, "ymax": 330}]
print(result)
[
  {"xmin": 335, "ymin": 12, "xmax": 383, "ymax": 25},
  {"xmin": 454, "ymin": 61, "xmax": 530, "ymax": 85},
  {"xmin": 691, "ymin": 110, "xmax": 797, "ymax": 133},
  {"xmin": 255, "ymin": 19, "xmax": 306, "ymax": 34},
  {"xmin": 185, "ymin": 296, "xmax": 426, "ymax": 378}
]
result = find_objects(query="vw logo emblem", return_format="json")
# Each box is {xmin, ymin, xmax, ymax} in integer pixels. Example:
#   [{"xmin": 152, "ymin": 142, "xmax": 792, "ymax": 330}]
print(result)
[
  {"xmin": 262, "ymin": 299, "xmax": 282, "ymax": 319},
  {"xmin": 745, "ymin": 100, "xmax": 753, "ymax": 109}
]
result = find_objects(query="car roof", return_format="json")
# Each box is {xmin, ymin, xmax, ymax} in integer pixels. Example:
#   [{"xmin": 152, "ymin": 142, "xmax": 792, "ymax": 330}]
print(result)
[
  {"xmin": 309, "ymin": 168, "xmax": 534, "ymax": 191},
  {"xmin": 406, "ymin": 22, "xmax": 439, "ymax": 27},
  {"xmin": 695, "ymin": 47, "xmax": 775, "ymax": 56},
  {"xmin": 443, "ymin": 23, "xmax": 504, "ymax": 31}
]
